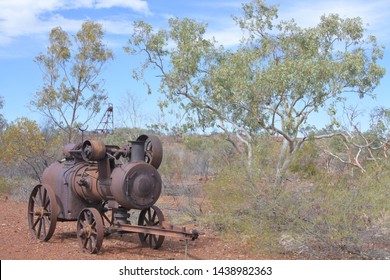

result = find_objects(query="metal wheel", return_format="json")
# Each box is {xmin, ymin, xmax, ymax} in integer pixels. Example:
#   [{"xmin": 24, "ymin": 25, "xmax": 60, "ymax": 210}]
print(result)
[
  {"xmin": 136, "ymin": 134, "xmax": 163, "ymax": 169},
  {"xmin": 77, "ymin": 208, "xmax": 104, "ymax": 254},
  {"xmin": 28, "ymin": 184, "xmax": 58, "ymax": 241},
  {"xmin": 138, "ymin": 206, "xmax": 165, "ymax": 249}
]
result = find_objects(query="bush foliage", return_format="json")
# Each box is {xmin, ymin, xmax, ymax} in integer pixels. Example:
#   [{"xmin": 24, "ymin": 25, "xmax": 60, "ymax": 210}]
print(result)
[{"xmin": 204, "ymin": 140, "xmax": 390, "ymax": 259}]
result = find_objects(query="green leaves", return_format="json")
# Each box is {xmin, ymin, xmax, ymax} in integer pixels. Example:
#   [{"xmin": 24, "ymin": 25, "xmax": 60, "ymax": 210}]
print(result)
[
  {"xmin": 126, "ymin": 0, "xmax": 385, "ymax": 184},
  {"xmin": 125, "ymin": 17, "xmax": 219, "ymax": 133},
  {"xmin": 0, "ymin": 118, "xmax": 45, "ymax": 164},
  {"xmin": 32, "ymin": 20, "xmax": 113, "ymax": 142}
]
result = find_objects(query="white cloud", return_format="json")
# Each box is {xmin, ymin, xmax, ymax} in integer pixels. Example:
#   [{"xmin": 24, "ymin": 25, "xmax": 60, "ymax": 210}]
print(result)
[
  {"xmin": 206, "ymin": 25, "xmax": 243, "ymax": 47},
  {"xmin": 1, "ymin": 0, "xmax": 389, "ymax": 49},
  {"xmin": 94, "ymin": 0, "xmax": 149, "ymax": 13},
  {"xmin": 0, "ymin": 0, "xmax": 150, "ymax": 45},
  {"xmin": 277, "ymin": 0, "xmax": 390, "ymax": 40}
]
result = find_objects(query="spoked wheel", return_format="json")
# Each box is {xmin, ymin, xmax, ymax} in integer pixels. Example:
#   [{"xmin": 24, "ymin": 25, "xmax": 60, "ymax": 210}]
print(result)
[
  {"xmin": 28, "ymin": 184, "xmax": 58, "ymax": 241},
  {"xmin": 136, "ymin": 134, "xmax": 163, "ymax": 169},
  {"xmin": 77, "ymin": 208, "xmax": 104, "ymax": 254},
  {"xmin": 138, "ymin": 206, "xmax": 165, "ymax": 249}
]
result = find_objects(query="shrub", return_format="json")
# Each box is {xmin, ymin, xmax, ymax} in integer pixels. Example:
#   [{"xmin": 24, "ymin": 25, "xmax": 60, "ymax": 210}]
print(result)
[
  {"xmin": 289, "ymin": 140, "xmax": 322, "ymax": 179},
  {"xmin": 0, "ymin": 177, "xmax": 13, "ymax": 195},
  {"xmin": 204, "ymin": 158, "xmax": 390, "ymax": 259},
  {"xmin": 0, "ymin": 176, "xmax": 38, "ymax": 201}
]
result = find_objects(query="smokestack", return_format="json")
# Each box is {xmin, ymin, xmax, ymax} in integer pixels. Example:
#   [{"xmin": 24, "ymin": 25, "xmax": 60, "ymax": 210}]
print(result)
[{"xmin": 130, "ymin": 141, "xmax": 145, "ymax": 162}]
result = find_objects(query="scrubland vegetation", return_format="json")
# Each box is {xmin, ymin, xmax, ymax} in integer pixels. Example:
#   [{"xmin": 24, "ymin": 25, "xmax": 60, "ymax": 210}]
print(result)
[
  {"xmin": 158, "ymin": 132, "xmax": 390, "ymax": 259},
  {"xmin": 1, "ymin": 125, "xmax": 390, "ymax": 259}
]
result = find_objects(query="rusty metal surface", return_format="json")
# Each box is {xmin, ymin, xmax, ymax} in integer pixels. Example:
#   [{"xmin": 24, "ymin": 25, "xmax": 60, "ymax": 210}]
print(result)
[
  {"xmin": 110, "ymin": 161, "xmax": 162, "ymax": 210},
  {"xmin": 82, "ymin": 140, "xmax": 107, "ymax": 161},
  {"xmin": 28, "ymin": 134, "xmax": 199, "ymax": 254},
  {"xmin": 113, "ymin": 223, "xmax": 199, "ymax": 240},
  {"xmin": 27, "ymin": 184, "xmax": 58, "ymax": 241},
  {"xmin": 137, "ymin": 134, "xmax": 163, "ymax": 169}
]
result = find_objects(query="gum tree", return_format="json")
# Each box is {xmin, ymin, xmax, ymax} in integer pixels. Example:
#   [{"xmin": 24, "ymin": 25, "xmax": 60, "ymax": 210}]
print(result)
[
  {"xmin": 126, "ymin": 0, "xmax": 385, "ymax": 185},
  {"xmin": 32, "ymin": 20, "xmax": 113, "ymax": 142}
]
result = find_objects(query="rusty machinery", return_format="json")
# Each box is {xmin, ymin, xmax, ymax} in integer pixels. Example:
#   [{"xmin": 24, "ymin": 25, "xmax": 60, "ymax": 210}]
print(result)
[{"xmin": 27, "ymin": 134, "xmax": 199, "ymax": 254}]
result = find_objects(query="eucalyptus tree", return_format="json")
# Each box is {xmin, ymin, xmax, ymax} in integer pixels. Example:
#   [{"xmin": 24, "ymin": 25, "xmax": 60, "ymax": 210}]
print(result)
[
  {"xmin": 126, "ymin": 0, "xmax": 385, "ymax": 185},
  {"xmin": 32, "ymin": 20, "xmax": 113, "ymax": 142}
]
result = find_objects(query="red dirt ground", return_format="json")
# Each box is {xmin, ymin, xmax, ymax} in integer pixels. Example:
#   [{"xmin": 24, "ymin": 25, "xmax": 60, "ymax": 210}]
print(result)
[{"xmin": 0, "ymin": 196, "xmax": 290, "ymax": 260}]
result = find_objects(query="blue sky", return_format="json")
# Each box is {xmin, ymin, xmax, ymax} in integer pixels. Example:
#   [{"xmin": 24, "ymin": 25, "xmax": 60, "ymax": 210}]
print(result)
[{"xmin": 0, "ymin": 0, "xmax": 389, "ymax": 130}]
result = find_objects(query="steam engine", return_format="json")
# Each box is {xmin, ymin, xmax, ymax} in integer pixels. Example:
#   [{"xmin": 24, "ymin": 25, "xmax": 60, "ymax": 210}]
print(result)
[
  {"xmin": 27, "ymin": 134, "xmax": 198, "ymax": 254},
  {"xmin": 44, "ymin": 135, "xmax": 162, "ymax": 220}
]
